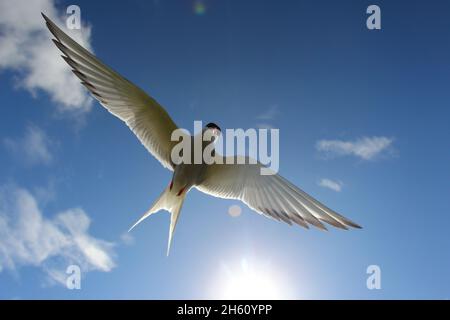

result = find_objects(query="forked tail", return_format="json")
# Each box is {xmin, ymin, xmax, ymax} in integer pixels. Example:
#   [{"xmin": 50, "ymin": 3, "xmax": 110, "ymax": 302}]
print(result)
[{"xmin": 128, "ymin": 186, "xmax": 186, "ymax": 256}]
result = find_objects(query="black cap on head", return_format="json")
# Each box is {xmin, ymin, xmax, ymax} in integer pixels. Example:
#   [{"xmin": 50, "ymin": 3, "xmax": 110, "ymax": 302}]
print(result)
[{"xmin": 205, "ymin": 122, "xmax": 221, "ymax": 132}]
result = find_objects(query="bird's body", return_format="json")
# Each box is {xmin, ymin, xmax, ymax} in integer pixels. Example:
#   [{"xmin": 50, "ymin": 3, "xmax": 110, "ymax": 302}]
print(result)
[
  {"xmin": 129, "ymin": 130, "xmax": 216, "ymax": 254},
  {"xmin": 169, "ymin": 131, "xmax": 215, "ymax": 194},
  {"xmin": 42, "ymin": 13, "xmax": 361, "ymax": 255}
]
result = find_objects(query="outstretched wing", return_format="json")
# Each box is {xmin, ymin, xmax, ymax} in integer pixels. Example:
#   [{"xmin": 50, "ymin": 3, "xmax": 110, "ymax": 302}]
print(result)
[
  {"xmin": 195, "ymin": 156, "xmax": 361, "ymax": 230},
  {"xmin": 43, "ymin": 13, "xmax": 184, "ymax": 171}
]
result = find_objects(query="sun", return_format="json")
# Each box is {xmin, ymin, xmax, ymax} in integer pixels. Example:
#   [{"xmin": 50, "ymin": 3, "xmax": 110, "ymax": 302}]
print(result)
[{"xmin": 211, "ymin": 258, "xmax": 293, "ymax": 300}]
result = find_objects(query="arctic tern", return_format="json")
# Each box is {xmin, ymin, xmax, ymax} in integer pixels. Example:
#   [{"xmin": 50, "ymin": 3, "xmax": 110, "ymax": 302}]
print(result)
[{"xmin": 43, "ymin": 13, "xmax": 361, "ymax": 255}]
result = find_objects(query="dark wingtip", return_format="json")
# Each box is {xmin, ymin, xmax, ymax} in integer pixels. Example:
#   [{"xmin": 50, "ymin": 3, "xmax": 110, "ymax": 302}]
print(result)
[
  {"xmin": 91, "ymin": 91, "xmax": 104, "ymax": 100},
  {"xmin": 81, "ymin": 81, "xmax": 97, "ymax": 91},
  {"xmin": 313, "ymin": 220, "xmax": 328, "ymax": 231},
  {"xmin": 43, "ymin": 16, "xmax": 61, "ymax": 41},
  {"xmin": 72, "ymin": 69, "xmax": 86, "ymax": 80},
  {"xmin": 346, "ymin": 220, "xmax": 363, "ymax": 229},
  {"xmin": 61, "ymin": 55, "xmax": 79, "ymax": 69},
  {"xmin": 51, "ymin": 38, "xmax": 64, "ymax": 51}
]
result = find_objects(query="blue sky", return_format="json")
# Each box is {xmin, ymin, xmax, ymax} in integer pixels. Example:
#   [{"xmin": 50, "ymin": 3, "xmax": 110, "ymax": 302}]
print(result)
[{"xmin": 1, "ymin": 0, "xmax": 450, "ymax": 299}]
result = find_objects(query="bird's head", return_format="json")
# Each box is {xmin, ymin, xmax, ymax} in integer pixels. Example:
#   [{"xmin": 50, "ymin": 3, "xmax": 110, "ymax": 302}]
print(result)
[{"xmin": 204, "ymin": 122, "xmax": 222, "ymax": 140}]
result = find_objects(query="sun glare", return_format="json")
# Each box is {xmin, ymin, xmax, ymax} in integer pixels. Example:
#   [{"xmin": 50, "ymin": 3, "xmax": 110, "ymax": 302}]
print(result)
[{"xmin": 211, "ymin": 258, "xmax": 293, "ymax": 300}]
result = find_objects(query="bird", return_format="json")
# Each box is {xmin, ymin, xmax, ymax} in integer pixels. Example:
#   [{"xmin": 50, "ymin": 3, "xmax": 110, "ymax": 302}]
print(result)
[{"xmin": 42, "ymin": 13, "xmax": 361, "ymax": 255}]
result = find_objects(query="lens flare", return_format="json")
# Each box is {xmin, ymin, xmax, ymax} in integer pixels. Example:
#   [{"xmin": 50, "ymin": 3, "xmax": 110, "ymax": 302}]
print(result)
[
  {"xmin": 228, "ymin": 204, "xmax": 242, "ymax": 217},
  {"xmin": 194, "ymin": 1, "xmax": 206, "ymax": 16}
]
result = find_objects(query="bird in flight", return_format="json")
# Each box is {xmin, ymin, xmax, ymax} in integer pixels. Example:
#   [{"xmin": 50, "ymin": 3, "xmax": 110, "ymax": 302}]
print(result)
[{"xmin": 43, "ymin": 13, "xmax": 361, "ymax": 255}]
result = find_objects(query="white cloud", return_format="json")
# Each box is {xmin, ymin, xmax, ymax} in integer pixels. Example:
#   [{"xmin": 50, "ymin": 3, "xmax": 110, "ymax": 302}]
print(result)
[
  {"xmin": 4, "ymin": 125, "xmax": 53, "ymax": 165},
  {"xmin": 316, "ymin": 136, "xmax": 394, "ymax": 160},
  {"xmin": 318, "ymin": 179, "xmax": 343, "ymax": 192},
  {"xmin": 0, "ymin": 0, "xmax": 93, "ymax": 113},
  {"xmin": 0, "ymin": 185, "xmax": 115, "ymax": 283}
]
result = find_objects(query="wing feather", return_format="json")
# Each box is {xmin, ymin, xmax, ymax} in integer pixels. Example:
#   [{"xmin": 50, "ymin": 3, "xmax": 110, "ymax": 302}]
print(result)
[
  {"xmin": 196, "ymin": 156, "xmax": 361, "ymax": 230},
  {"xmin": 43, "ymin": 13, "xmax": 186, "ymax": 170}
]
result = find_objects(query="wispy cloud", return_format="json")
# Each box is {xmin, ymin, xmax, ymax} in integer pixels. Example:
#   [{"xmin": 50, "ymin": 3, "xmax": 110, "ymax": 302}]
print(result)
[
  {"xmin": 256, "ymin": 105, "xmax": 279, "ymax": 129},
  {"xmin": 316, "ymin": 136, "xmax": 394, "ymax": 160},
  {"xmin": 256, "ymin": 105, "xmax": 279, "ymax": 120},
  {"xmin": 0, "ymin": 185, "xmax": 115, "ymax": 283},
  {"xmin": 120, "ymin": 232, "xmax": 135, "ymax": 246},
  {"xmin": 318, "ymin": 178, "xmax": 343, "ymax": 192},
  {"xmin": 4, "ymin": 125, "xmax": 53, "ymax": 166},
  {"xmin": 0, "ymin": 0, "xmax": 93, "ymax": 113}
]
